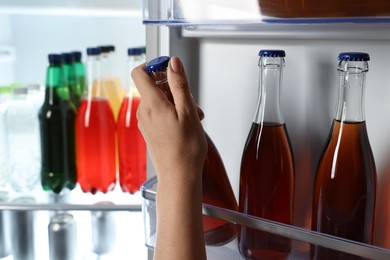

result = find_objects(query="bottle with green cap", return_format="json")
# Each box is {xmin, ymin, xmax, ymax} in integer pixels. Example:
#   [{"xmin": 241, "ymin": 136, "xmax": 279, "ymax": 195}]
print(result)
[{"xmin": 39, "ymin": 53, "xmax": 77, "ymax": 194}]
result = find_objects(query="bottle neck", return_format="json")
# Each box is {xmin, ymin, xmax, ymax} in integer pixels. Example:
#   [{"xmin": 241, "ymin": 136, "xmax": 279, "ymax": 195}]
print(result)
[
  {"xmin": 253, "ymin": 56, "xmax": 285, "ymax": 125},
  {"xmin": 150, "ymin": 69, "xmax": 174, "ymax": 103},
  {"xmin": 86, "ymin": 54, "xmax": 106, "ymax": 99},
  {"xmin": 63, "ymin": 62, "xmax": 76, "ymax": 87},
  {"xmin": 334, "ymin": 60, "xmax": 368, "ymax": 123},
  {"xmin": 46, "ymin": 65, "xmax": 62, "ymax": 88},
  {"xmin": 126, "ymin": 55, "xmax": 144, "ymax": 96}
]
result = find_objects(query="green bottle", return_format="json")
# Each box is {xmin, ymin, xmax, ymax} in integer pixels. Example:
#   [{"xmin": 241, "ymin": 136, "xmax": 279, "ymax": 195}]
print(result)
[
  {"xmin": 39, "ymin": 54, "xmax": 77, "ymax": 194},
  {"xmin": 71, "ymin": 51, "xmax": 85, "ymax": 101},
  {"xmin": 61, "ymin": 53, "xmax": 80, "ymax": 109}
]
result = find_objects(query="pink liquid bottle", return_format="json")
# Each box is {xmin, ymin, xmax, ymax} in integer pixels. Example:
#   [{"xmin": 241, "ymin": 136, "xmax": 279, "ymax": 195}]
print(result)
[
  {"xmin": 117, "ymin": 47, "xmax": 146, "ymax": 194},
  {"xmin": 75, "ymin": 47, "xmax": 116, "ymax": 194}
]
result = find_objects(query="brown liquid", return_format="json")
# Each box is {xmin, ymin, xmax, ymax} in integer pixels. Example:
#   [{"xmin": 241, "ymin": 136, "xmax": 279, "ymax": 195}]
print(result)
[
  {"xmin": 239, "ymin": 122, "xmax": 294, "ymax": 260},
  {"xmin": 203, "ymin": 133, "xmax": 238, "ymax": 246},
  {"xmin": 258, "ymin": 0, "xmax": 390, "ymax": 18},
  {"xmin": 312, "ymin": 120, "xmax": 377, "ymax": 260}
]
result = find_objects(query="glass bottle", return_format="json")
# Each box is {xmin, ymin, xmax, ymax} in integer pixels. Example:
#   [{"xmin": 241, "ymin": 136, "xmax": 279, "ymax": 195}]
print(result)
[
  {"xmin": 117, "ymin": 47, "xmax": 146, "ymax": 194},
  {"xmin": 75, "ymin": 47, "xmax": 116, "ymax": 194},
  {"xmin": 71, "ymin": 51, "xmax": 85, "ymax": 101},
  {"xmin": 238, "ymin": 50, "xmax": 294, "ymax": 260},
  {"xmin": 145, "ymin": 56, "xmax": 238, "ymax": 246},
  {"xmin": 312, "ymin": 52, "xmax": 377, "ymax": 259},
  {"xmin": 39, "ymin": 54, "xmax": 77, "ymax": 194}
]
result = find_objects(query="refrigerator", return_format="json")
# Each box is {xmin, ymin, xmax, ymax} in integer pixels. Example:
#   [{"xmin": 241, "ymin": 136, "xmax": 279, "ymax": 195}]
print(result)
[{"xmin": 1, "ymin": 0, "xmax": 390, "ymax": 259}]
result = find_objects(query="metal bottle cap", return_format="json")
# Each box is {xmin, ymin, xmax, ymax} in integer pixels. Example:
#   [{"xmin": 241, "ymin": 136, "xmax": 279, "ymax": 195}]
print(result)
[
  {"xmin": 91, "ymin": 201, "xmax": 116, "ymax": 255},
  {"xmin": 10, "ymin": 197, "xmax": 36, "ymax": 260},
  {"xmin": 48, "ymin": 212, "xmax": 77, "ymax": 260}
]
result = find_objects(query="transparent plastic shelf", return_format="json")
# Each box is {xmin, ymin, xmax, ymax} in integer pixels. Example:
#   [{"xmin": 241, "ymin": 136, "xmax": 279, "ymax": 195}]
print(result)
[
  {"xmin": 0, "ymin": 184, "xmax": 143, "ymax": 212},
  {"xmin": 141, "ymin": 176, "xmax": 390, "ymax": 260},
  {"xmin": 143, "ymin": 0, "xmax": 390, "ymax": 26}
]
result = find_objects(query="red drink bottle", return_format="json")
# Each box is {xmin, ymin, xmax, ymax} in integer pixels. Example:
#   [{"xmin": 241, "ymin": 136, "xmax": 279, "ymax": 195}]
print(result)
[
  {"xmin": 75, "ymin": 47, "xmax": 116, "ymax": 194},
  {"xmin": 239, "ymin": 50, "xmax": 294, "ymax": 260},
  {"xmin": 117, "ymin": 47, "xmax": 146, "ymax": 194},
  {"xmin": 145, "ymin": 56, "xmax": 238, "ymax": 246}
]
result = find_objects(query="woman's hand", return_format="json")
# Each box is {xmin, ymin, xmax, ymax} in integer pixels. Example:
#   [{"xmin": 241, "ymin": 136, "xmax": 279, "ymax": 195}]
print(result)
[{"xmin": 132, "ymin": 56, "xmax": 207, "ymax": 260}]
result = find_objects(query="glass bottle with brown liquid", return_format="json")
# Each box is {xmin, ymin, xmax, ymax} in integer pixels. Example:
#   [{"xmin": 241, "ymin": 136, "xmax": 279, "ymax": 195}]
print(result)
[
  {"xmin": 145, "ymin": 56, "xmax": 238, "ymax": 246},
  {"xmin": 238, "ymin": 50, "xmax": 294, "ymax": 260},
  {"xmin": 312, "ymin": 52, "xmax": 377, "ymax": 260}
]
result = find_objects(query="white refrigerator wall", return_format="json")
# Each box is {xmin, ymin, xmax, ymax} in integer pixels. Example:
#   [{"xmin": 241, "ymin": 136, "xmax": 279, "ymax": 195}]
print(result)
[
  {"xmin": 5, "ymin": 14, "xmax": 145, "ymax": 86},
  {"xmin": 161, "ymin": 26, "xmax": 390, "ymax": 249}
]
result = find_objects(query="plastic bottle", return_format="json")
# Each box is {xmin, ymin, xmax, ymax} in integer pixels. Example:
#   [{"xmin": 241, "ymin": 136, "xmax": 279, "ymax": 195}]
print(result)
[
  {"xmin": 117, "ymin": 47, "xmax": 146, "ymax": 194},
  {"xmin": 145, "ymin": 56, "xmax": 238, "ymax": 246},
  {"xmin": 75, "ymin": 47, "xmax": 116, "ymax": 194},
  {"xmin": 99, "ymin": 45, "xmax": 124, "ymax": 121},
  {"xmin": 5, "ymin": 86, "xmax": 40, "ymax": 193},
  {"xmin": 238, "ymin": 50, "xmax": 294, "ymax": 260},
  {"xmin": 71, "ymin": 51, "xmax": 85, "ymax": 101},
  {"xmin": 312, "ymin": 52, "xmax": 377, "ymax": 259},
  {"xmin": 0, "ymin": 86, "xmax": 11, "ymax": 199},
  {"xmin": 39, "ymin": 54, "xmax": 77, "ymax": 194}
]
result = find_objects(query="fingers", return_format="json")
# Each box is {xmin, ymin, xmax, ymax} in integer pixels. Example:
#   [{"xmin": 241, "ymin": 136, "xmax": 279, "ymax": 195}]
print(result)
[
  {"xmin": 167, "ymin": 56, "xmax": 197, "ymax": 118},
  {"xmin": 131, "ymin": 63, "xmax": 167, "ymax": 106}
]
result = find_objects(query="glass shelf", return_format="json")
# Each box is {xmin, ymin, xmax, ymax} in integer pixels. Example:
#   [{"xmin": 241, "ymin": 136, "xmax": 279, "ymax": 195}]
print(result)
[
  {"xmin": 143, "ymin": 0, "xmax": 390, "ymax": 26},
  {"xmin": 141, "ymin": 176, "xmax": 390, "ymax": 260}
]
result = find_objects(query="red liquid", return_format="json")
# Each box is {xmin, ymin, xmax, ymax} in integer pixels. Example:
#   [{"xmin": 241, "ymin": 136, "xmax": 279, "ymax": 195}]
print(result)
[
  {"xmin": 312, "ymin": 120, "xmax": 376, "ymax": 260},
  {"xmin": 75, "ymin": 99, "xmax": 116, "ymax": 194},
  {"xmin": 117, "ymin": 96, "xmax": 146, "ymax": 194},
  {"xmin": 239, "ymin": 122, "xmax": 294, "ymax": 260},
  {"xmin": 203, "ymin": 134, "xmax": 238, "ymax": 246}
]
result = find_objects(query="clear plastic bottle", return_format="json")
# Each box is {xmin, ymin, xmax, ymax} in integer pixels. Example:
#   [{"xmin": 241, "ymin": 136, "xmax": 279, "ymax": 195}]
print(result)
[
  {"xmin": 6, "ymin": 86, "xmax": 40, "ymax": 193},
  {"xmin": 145, "ymin": 56, "xmax": 238, "ymax": 246},
  {"xmin": 0, "ymin": 86, "xmax": 12, "ymax": 199},
  {"xmin": 117, "ymin": 47, "xmax": 146, "ymax": 194},
  {"xmin": 312, "ymin": 52, "xmax": 377, "ymax": 259},
  {"xmin": 238, "ymin": 50, "xmax": 294, "ymax": 260}
]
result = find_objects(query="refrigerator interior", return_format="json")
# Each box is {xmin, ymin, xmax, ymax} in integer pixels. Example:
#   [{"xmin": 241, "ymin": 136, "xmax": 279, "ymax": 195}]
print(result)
[
  {"xmin": 146, "ymin": 24, "xmax": 390, "ymax": 252},
  {"xmin": 0, "ymin": 3, "xmax": 149, "ymax": 259}
]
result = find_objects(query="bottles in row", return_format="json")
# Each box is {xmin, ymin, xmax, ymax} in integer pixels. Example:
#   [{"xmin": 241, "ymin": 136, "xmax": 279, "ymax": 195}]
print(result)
[
  {"xmin": 238, "ymin": 50, "xmax": 376, "ymax": 260},
  {"xmin": 0, "ymin": 46, "xmax": 147, "ymax": 196}
]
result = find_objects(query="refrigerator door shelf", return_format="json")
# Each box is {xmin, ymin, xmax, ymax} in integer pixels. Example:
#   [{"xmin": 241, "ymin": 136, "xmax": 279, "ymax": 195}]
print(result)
[
  {"xmin": 143, "ymin": 0, "xmax": 390, "ymax": 25},
  {"xmin": 0, "ymin": 0, "xmax": 142, "ymax": 17},
  {"xmin": 141, "ymin": 176, "xmax": 390, "ymax": 260}
]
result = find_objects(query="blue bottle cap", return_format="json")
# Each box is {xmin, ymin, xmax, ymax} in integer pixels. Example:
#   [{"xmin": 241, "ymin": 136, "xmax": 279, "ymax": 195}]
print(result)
[
  {"xmin": 61, "ymin": 53, "xmax": 73, "ymax": 64},
  {"xmin": 127, "ymin": 47, "xmax": 142, "ymax": 56},
  {"xmin": 48, "ymin": 54, "xmax": 62, "ymax": 65},
  {"xmin": 145, "ymin": 56, "xmax": 170, "ymax": 73},
  {"xmin": 71, "ymin": 51, "xmax": 82, "ymax": 62},
  {"xmin": 87, "ymin": 47, "xmax": 101, "ymax": 56},
  {"xmin": 258, "ymin": 50, "xmax": 286, "ymax": 57},
  {"xmin": 338, "ymin": 52, "xmax": 370, "ymax": 61}
]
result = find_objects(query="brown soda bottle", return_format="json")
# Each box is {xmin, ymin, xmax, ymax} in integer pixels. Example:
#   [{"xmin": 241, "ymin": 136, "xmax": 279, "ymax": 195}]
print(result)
[
  {"xmin": 238, "ymin": 50, "xmax": 295, "ymax": 260},
  {"xmin": 312, "ymin": 52, "xmax": 377, "ymax": 260},
  {"xmin": 145, "ymin": 56, "xmax": 238, "ymax": 246}
]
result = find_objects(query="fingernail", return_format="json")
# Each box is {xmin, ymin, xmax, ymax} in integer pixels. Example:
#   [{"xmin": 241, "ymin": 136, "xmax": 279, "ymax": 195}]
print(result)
[{"xmin": 170, "ymin": 56, "xmax": 182, "ymax": 73}]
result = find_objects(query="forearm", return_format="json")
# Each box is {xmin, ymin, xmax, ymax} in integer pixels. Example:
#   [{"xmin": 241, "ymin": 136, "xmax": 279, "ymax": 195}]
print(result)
[{"xmin": 154, "ymin": 171, "xmax": 207, "ymax": 260}]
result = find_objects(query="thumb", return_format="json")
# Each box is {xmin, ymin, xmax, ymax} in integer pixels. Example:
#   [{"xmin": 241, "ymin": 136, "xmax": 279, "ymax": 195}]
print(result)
[{"xmin": 167, "ymin": 56, "xmax": 197, "ymax": 117}]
